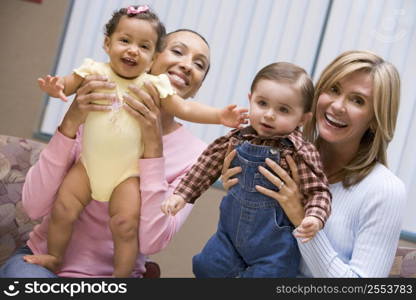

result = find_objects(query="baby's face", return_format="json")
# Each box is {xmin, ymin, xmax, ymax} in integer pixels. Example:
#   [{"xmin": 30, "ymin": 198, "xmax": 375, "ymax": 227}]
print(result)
[
  {"xmin": 104, "ymin": 16, "xmax": 157, "ymax": 79},
  {"xmin": 248, "ymin": 79, "xmax": 308, "ymax": 137}
]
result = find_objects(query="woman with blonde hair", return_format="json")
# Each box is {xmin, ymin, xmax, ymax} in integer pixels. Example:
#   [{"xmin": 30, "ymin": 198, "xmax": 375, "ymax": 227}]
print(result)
[{"xmin": 221, "ymin": 50, "xmax": 406, "ymax": 277}]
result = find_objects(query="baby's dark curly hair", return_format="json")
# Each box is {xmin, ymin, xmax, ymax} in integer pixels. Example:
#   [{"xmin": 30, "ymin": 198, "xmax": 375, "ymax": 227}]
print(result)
[{"xmin": 104, "ymin": 5, "xmax": 166, "ymax": 52}]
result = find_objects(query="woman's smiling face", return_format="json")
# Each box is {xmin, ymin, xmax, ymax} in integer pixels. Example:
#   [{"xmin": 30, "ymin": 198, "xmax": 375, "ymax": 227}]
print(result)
[
  {"xmin": 150, "ymin": 31, "xmax": 210, "ymax": 99},
  {"xmin": 316, "ymin": 70, "xmax": 374, "ymax": 148}
]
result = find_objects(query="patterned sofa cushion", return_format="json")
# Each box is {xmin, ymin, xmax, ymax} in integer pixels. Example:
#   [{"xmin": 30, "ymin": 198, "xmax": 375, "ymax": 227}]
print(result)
[
  {"xmin": 389, "ymin": 247, "xmax": 416, "ymax": 278},
  {"xmin": 0, "ymin": 135, "xmax": 45, "ymax": 265}
]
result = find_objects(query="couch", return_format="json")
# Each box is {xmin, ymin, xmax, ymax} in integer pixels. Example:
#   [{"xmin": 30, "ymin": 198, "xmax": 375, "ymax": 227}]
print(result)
[
  {"xmin": 0, "ymin": 134, "xmax": 160, "ymax": 278},
  {"xmin": 0, "ymin": 134, "xmax": 415, "ymax": 278}
]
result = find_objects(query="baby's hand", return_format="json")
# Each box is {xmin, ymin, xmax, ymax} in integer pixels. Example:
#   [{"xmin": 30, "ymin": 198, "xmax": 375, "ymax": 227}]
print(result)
[
  {"xmin": 38, "ymin": 75, "xmax": 67, "ymax": 102},
  {"xmin": 219, "ymin": 104, "xmax": 248, "ymax": 128},
  {"xmin": 161, "ymin": 194, "xmax": 186, "ymax": 216},
  {"xmin": 294, "ymin": 216, "xmax": 323, "ymax": 243}
]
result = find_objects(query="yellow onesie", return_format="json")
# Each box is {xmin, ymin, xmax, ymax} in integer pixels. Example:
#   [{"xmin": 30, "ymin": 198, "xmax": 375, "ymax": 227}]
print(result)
[{"xmin": 74, "ymin": 58, "xmax": 175, "ymax": 202}]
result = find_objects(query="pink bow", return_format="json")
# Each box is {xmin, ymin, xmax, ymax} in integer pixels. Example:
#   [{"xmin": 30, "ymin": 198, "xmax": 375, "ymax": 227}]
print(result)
[{"xmin": 126, "ymin": 5, "xmax": 149, "ymax": 15}]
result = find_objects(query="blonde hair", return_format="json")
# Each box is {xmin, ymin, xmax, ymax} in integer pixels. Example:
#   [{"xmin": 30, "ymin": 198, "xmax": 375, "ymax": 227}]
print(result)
[{"xmin": 304, "ymin": 50, "xmax": 401, "ymax": 187}]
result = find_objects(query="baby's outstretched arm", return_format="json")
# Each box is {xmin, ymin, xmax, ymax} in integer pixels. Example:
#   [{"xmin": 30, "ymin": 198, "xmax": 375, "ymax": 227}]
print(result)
[
  {"xmin": 162, "ymin": 94, "xmax": 248, "ymax": 128},
  {"xmin": 161, "ymin": 194, "xmax": 187, "ymax": 216},
  {"xmin": 38, "ymin": 73, "xmax": 84, "ymax": 102},
  {"xmin": 295, "ymin": 216, "xmax": 323, "ymax": 243}
]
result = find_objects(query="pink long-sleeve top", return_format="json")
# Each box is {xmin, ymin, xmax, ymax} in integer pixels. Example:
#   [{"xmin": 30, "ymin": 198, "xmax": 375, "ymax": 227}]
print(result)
[{"xmin": 22, "ymin": 125, "xmax": 206, "ymax": 277}]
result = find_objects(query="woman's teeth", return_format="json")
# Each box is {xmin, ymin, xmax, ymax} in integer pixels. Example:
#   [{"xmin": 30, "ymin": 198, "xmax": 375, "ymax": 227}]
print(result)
[
  {"xmin": 325, "ymin": 113, "xmax": 347, "ymax": 128},
  {"xmin": 170, "ymin": 74, "xmax": 186, "ymax": 86}
]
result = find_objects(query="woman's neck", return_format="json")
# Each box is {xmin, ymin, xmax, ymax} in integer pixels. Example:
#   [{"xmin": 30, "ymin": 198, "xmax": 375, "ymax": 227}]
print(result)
[{"xmin": 319, "ymin": 139, "xmax": 360, "ymax": 183}]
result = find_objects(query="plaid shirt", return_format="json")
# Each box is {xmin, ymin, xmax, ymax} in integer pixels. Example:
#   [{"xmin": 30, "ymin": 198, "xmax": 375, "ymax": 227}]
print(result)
[{"xmin": 174, "ymin": 126, "xmax": 331, "ymax": 225}]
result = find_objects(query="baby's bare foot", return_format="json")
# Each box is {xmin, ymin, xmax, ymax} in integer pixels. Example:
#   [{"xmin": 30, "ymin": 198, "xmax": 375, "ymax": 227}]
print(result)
[{"xmin": 23, "ymin": 254, "xmax": 61, "ymax": 273}]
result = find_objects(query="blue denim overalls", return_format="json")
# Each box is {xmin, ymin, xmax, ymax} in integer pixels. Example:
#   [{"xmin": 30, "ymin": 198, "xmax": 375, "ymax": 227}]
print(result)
[{"xmin": 192, "ymin": 141, "xmax": 300, "ymax": 277}]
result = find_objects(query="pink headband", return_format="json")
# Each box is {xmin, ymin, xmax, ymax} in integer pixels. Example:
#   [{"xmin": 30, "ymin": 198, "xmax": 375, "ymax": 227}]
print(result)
[{"xmin": 126, "ymin": 5, "xmax": 149, "ymax": 15}]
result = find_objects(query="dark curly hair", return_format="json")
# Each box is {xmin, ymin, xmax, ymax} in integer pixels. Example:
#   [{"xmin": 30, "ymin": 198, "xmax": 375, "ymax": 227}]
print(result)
[{"xmin": 104, "ymin": 5, "xmax": 166, "ymax": 52}]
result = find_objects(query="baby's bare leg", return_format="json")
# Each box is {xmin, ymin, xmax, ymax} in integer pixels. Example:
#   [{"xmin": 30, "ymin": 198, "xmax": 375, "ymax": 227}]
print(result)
[
  {"xmin": 109, "ymin": 177, "xmax": 141, "ymax": 278},
  {"xmin": 25, "ymin": 161, "xmax": 92, "ymax": 272}
]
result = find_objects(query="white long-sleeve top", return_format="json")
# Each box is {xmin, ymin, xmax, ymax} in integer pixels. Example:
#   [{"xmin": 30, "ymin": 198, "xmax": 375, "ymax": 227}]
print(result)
[{"xmin": 297, "ymin": 163, "xmax": 406, "ymax": 277}]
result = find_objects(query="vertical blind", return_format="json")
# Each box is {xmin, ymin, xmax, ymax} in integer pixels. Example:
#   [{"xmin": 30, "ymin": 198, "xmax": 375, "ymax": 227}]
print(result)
[{"xmin": 38, "ymin": 0, "xmax": 416, "ymax": 234}]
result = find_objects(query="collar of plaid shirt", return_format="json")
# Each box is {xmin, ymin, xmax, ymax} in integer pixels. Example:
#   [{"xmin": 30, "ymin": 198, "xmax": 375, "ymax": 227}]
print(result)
[{"xmin": 237, "ymin": 125, "xmax": 305, "ymax": 151}]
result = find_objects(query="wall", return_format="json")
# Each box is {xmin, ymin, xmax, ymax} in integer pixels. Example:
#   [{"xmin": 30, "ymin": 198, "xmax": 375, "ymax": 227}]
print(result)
[{"xmin": 0, "ymin": 0, "xmax": 70, "ymax": 140}]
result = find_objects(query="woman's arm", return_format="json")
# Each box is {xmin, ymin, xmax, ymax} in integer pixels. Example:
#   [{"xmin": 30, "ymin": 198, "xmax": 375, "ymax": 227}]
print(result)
[
  {"xmin": 22, "ymin": 130, "xmax": 79, "ymax": 219},
  {"xmin": 22, "ymin": 76, "xmax": 115, "ymax": 219},
  {"xmin": 137, "ymin": 160, "xmax": 195, "ymax": 255}
]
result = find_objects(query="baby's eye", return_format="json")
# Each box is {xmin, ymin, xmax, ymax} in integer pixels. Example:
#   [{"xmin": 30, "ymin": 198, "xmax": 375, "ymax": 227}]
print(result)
[
  {"xmin": 351, "ymin": 96, "xmax": 365, "ymax": 106},
  {"xmin": 279, "ymin": 106, "xmax": 289, "ymax": 113},
  {"xmin": 120, "ymin": 38, "xmax": 129, "ymax": 43},
  {"xmin": 140, "ymin": 44, "xmax": 150, "ymax": 50},
  {"xmin": 258, "ymin": 100, "xmax": 267, "ymax": 107},
  {"xmin": 329, "ymin": 85, "xmax": 340, "ymax": 95}
]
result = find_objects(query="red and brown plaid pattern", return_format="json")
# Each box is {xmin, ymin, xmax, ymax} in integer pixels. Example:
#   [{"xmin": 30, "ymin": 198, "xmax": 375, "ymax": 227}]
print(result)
[{"xmin": 174, "ymin": 126, "xmax": 331, "ymax": 226}]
